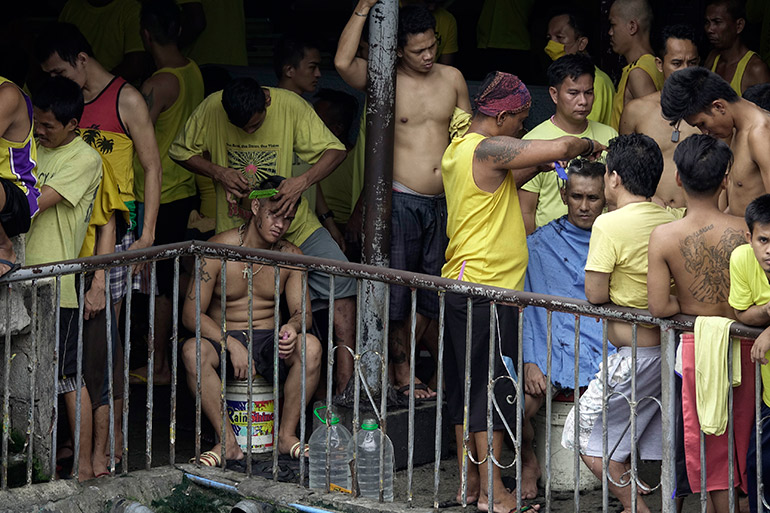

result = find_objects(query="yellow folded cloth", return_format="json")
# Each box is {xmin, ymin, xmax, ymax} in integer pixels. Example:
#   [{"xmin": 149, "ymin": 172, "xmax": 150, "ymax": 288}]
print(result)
[
  {"xmin": 449, "ymin": 107, "xmax": 472, "ymax": 140},
  {"xmin": 694, "ymin": 316, "xmax": 741, "ymax": 436}
]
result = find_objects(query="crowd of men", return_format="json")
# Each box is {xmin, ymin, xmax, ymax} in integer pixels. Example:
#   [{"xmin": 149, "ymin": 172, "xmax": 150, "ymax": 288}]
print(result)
[{"xmin": 4, "ymin": 0, "xmax": 770, "ymax": 512}]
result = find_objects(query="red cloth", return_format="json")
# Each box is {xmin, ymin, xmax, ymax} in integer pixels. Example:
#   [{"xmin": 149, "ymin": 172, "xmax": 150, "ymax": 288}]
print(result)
[{"xmin": 474, "ymin": 71, "xmax": 531, "ymax": 116}]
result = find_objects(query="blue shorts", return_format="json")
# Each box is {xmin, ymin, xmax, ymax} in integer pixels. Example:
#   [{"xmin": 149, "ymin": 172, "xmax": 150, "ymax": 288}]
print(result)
[{"xmin": 389, "ymin": 191, "xmax": 448, "ymax": 321}]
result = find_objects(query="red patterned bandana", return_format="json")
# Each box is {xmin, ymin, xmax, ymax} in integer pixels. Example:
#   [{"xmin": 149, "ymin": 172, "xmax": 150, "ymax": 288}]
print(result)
[{"xmin": 474, "ymin": 72, "xmax": 531, "ymax": 117}]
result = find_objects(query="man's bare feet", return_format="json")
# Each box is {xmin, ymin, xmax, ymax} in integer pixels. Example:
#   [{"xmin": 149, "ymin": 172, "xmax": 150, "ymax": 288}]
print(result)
[
  {"xmin": 277, "ymin": 435, "xmax": 308, "ymax": 459},
  {"xmin": 477, "ymin": 485, "xmax": 540, "ymax": 513},
  {"xmin": 395, "ymin": 378, "xmax": 437, "ymax": 400},
  {"xmin": 520, "ymin": 460, "xmax": 542, "ymax": 499},
  {"xmin": 199, "ymin": 442, "xmax": 243, "ymax": 464}
]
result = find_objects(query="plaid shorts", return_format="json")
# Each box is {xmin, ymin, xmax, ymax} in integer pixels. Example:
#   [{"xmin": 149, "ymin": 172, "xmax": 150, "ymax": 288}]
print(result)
[{"xmin": 109, "ymin": 230, "xmax": 141, "ymax": 303}]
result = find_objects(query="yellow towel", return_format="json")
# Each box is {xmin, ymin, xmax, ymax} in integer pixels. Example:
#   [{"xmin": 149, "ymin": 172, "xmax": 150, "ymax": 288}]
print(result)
[
  {"xmin": 449, "ymin": 107, "xmax": 472, "ymax": 140},
  {"xmin": 694, "ymin": 316, "xmax": 741, "ymax": 436}
]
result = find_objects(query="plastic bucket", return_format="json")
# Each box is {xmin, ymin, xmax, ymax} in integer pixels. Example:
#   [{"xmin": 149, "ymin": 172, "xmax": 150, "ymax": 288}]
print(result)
[{"xmin": 225, "ymin": 376, "xmax": 274, "ymax": 453}]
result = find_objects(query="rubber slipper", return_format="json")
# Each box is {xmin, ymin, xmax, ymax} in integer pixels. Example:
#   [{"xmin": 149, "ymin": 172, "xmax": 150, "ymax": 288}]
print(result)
[
  {"xmin": 0, "ymin": 259, "xmax": 20, "ymax": 280},
  {"xmin": 288, "ymin": 441, "xmax": 309, "ymax": 460},
  {"xmin": 189, "ymin": 450, "xmax": 221, "ymax": 466}
]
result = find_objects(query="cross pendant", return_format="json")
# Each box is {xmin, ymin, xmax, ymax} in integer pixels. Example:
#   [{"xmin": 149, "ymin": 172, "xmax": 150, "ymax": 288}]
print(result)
[{"xmin": 242, "ymin": 264, "xmax": 250, "ymax": 280}]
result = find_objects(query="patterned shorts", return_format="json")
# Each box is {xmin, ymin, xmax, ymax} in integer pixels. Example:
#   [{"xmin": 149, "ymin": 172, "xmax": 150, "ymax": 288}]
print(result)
[{"xmin": 109, "ymin": 230, "xmax": 141, "ymax": 303}]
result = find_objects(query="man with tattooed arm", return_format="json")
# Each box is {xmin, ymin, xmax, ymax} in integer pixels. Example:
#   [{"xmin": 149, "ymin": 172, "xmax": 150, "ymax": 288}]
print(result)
[{"xmin": 647, "ymin": 134, "xmax": 751, "ymax": 512}]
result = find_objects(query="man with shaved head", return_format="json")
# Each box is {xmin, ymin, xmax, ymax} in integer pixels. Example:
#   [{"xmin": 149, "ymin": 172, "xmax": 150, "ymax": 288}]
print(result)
[{"xmin": 608, "ymin": 0, "xmax": 664, "ymax": 129}]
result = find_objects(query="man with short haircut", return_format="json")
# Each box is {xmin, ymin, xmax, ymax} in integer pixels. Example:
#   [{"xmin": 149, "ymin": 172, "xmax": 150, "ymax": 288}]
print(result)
[
  {"xmin": 0, "ymin": 75, "xmax": 38, "ymax": 278},
  {"xmin": 518, "ymin": 53, "xmax": 617, "ymax": 234},
  {"xmin": 661, "ymin": 67, "xmax": 770, "ymax": 217},
  {"xmin": 336, "ymin": 1, "xmax": 471, "ymax": 399},
  {"xmin": 442, "ymin": 71, "xmax": 603, "ymax": 512},
  {"xmin": 274, "ymin": 36, "xmax": 321, "ymax": 97},
  {"xmin": 544, "ymin": 6, "xmax": 614, "ymax": 126},
  {"xmin": 732, "ymin": 194, "xmax": 770, "ymax": 513},
  {"xmin": 521, "ymin": 159, "xmax": 608, "ymax": 499},
  {"xmin": 620, "ymin": 24, "xmax": 701, "ymax": 208},
  {"xmin": 647, "ymin": 134, "xmax": 751, "ymax": 512},
  {"xmin": 562, "ymin": 133, "xmax": 676, "ymax": 513},
  {"xmin": 126, "ymin": 0, "xmax": 205, "ymax": 386},
  {"xmin": 181, "ymin": 176, "xmax": 321, "ymax": 463},
  {"xmin": 607, "ymin": 0, "xmax": 664, "ymax": 130},
  {"xmin": 704, "ymin": 0, "xmax": 770, "ymax": 96},
  {"xmin": 28, "ymin": 76, "xmax": 103, "ymax": 481},
  {"xmin": 743, "ymin": 83, "xmax": 770, "ymax": 110}
]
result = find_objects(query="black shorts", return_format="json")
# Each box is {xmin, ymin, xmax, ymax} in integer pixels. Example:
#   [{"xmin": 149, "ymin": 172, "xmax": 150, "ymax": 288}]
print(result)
[
  {"xmin": 443, "ymin": 293, "xmax": 517, "ymax": 432},
  {"xmin": 202, "ymin": 329, "xmax": 287, "ymax": 384},
  {"xmin": 59, "ymin": 307, "xmax": 80, "ymax": 380},
  {"xmin": 154, "ymin": 196, "xmax": 197, "ymax": 296},
  {"xmin": 0, "ymin": 177, "xmax": 30, "ymax": 238}
]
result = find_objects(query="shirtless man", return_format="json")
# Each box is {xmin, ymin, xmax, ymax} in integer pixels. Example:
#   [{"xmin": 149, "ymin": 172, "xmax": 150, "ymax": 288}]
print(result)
[
  {"xmin": 619, "ymin": 24, "xmax": 701, "ymax": 208},
  {"xmin": 704, "ymin": 0, "xmax": 770, "ymax": 96},
  {"xmin": 181, "ymin": 176, "xmax": 321, "ymax": 464},
  {"xmin": 608, "ymin": 0, "xmax": 664, "ymax": 130},
  {"xmin": 661, "ymin": 66, "xmax": 770, "ymax": 216},
  {"xmin": 647, "ymin": 134, "xmax": 750, "ymax": 513},
  {"xmin": 335, "ymin": 1, "xmax": 471, "ymax": 399}
]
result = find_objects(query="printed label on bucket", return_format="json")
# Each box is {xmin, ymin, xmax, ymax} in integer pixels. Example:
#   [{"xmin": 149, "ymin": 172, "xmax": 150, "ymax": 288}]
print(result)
[{"xmin": 226, "ymin": 397, "xmax": 274, "ymax": 453}]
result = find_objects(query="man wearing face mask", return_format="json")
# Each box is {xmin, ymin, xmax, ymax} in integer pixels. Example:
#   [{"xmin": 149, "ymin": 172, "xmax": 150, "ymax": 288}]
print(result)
[
  {"xmin": 518, "ymin": 54, "xmax": 617, "ymax": 235},
  {"xmin": 544, "ymin": 7, "xmax": 614, "ymax": 127},
  {"xmin": 620, "ymin": 25, "xmax": 702, "ymax": 209}
]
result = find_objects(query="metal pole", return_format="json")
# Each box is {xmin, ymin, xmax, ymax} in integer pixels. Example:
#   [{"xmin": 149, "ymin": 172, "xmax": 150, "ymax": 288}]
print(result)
[{"xmin": 360, "ymin": 0, "xmax": 397, "ymax": 397}]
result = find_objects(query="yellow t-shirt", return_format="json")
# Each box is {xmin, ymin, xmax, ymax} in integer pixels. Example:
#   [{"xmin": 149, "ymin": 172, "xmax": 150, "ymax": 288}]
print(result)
[
  {"xmin": 711, "ymin": 50, "xmax": 758, "ymax": 96},
  {"xmin": 442, "ymin": 132, "xmax": 527, "ymax": 289},
  {"xmin": 610, "ymin": 54, "xmax": 664, "ymax": 130},
  {"xmin": 319, "ymin": 116, "xmax": 365, "ymax": 224},
  {"xmin": 27, "ymin": 137, "xmax": 102, "ymax": 308},
  {"xmin": 433, "ymin": 7, "xmax": 458, "ymax": 58},
  {"xmin": 588, "ymin": 66, "xmax": 615, "ymax": 127},
  {"xmin": 134, "ymin": 59, "xmax": 204, "ymax": 204},
  {"xmin": 476, "ymin": 0, "xmax": 534, "ymax": 51},
  {"xmin": 168, "ymin": 88, "xmax": 345, "ymax": 246},
  {"xmin": 586, "ymin": 201, "xmax": 676, "ymax": 309},
  {"xmin": 521, "ymin": 119, "xmax": 617, "ymax": 228},
  {"xmin": 728, "ymin": 243, "xmax": 770, "ymax": 407},
  {"xmin": 59, "ymin": 0, "xmax": 143, "ymax": 72},
  {"xmin": 182, "ymin": 0, "xmax": 248, "ymax": 67}
]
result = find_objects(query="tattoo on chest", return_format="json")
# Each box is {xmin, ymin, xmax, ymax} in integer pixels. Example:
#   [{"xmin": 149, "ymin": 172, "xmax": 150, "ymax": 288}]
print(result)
[
  {"xmin": 475, "ymin": 138, "xmax": 530, "ymax": 165},
  {"xmin": 679, "ymin": 226, "xmax": 745, "ymax": 303}
]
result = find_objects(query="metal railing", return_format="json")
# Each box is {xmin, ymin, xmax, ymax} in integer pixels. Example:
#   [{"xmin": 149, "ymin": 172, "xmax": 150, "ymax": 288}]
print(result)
[{"xmin": 0, "ymin": 240, "xmax": 768, "ymax": 512}]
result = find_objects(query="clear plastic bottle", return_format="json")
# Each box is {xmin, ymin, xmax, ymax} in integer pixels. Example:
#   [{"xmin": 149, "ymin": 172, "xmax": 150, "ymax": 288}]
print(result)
[
  {"xmin": 308, "ymin": 406, "xmax": 353, "ymax": 493},
  {"xmin": 351, "ymin": 416, "xmax": 394, "ymax": 502}
]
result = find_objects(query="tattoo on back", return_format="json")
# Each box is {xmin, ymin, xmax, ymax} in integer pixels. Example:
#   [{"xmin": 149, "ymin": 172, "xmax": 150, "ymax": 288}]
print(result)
[
  {"xmin": 475, "ymin": 138, "xmax": 530, "ymax": 166},
  {"xmin": 679, "ymin": 226, "xmax": 745, "ymax": 303}
]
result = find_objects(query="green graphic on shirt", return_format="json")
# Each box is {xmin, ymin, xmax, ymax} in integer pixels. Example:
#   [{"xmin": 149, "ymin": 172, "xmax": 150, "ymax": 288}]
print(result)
[{"xmin": 227, "ymin": 148, "xmax": 278, "ymax": 186}]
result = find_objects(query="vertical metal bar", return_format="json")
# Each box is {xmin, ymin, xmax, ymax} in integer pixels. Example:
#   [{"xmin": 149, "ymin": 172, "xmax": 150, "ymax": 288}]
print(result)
[
  {"xmin": 26, "ymin": 281, "xmax": 38, "ymax": 485},
  {"xmin": 104, "ymin": 269, "xmax": 114, "ymax": 474},
  {"xmin": 486, "ymin": 302, "xmax": 496, "ymax": 512},
  {"xmin": 72, "ymin": 277, "xmax": 85, "ymax": 481},
  {"xmin": 516, "ymin": 307, "xmax": 524, "ymax": 513},
  {"xmin": 50, "ymin": 276, "xmax": 61, "ymax": 481},
  {"xmin": 351, "ymin": 279, "xmax": 363, "ymax": 493},
  {"xmin": 219, "ymin": 259, "xmax": 227, "ymax": 470},
  {"xmin": 699, "ymin": 430, "xmax": 707, "ymax": 513},
  {"xmin": 324, "ymin": 275, "xmax": 334, "ymax": 492},
  {"xmin": 122, "ymin": 269, "xmax": 133, "ymax": 474},
  {"xmin": 432, "ymin": 291, "xmax": 445, "ymax": 510},
  {"xmin": 246, "ymin": 263, "xmax": 254, "ymax": 476},
  {"xmin": 660, "ymin": 324, "xmax": 677, "ymax": 513},
  {"xmin": 461, "ymin": 297, "xmax": 472, "ymax": 507},
  {"xmin": 407, "ymin": 288, "xmax": 417, "ymax": 504},
  {"xmin": 601, "ymin": 319, "xmax": 609, "ymax": 513},
  {"xmin": 727, "ymin": 340, "xmax": 735, "ymax": 513},
  {"xmin": 545, "ymin": 310, "xmax": 553, "ymax": 513},
  {"xmin": 145, "ymin": 261, "xmax": 156, "ymax": 470},
  {"xmin": 1, "ymin": 282, "xmax": 9, "ymax": 489},
  {"xmin": 272, "ymin": 266, "xmax": 280, "ymax": 481},
  {"xmin": 380, "ymin": 283, "xmax": 390, "ymax": 502},
  {"xmin": 756, "ymin": 360, "xmax": 764, "ymax": 511},
  {"xmin": 194, "ymin": 255, "xmax": 202, "ymax": 465},
  {"xmin": 299, "ymin": 271, "xmax": 308, "ymax": 484},
  {"xmin": 573, "ymin": 315, "xmax": 581, "ymax": 511},
  {"xmin": 630, "ymin": 324, "xmax": 638, "ymax": 513},
  {"xmin": 169, "ymin": 256, "xmax": 180, "ymax": 465}
]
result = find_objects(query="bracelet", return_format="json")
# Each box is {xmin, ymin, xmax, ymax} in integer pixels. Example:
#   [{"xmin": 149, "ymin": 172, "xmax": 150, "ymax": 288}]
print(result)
[
  {"xmin": 354, "ymin": 10, "xmax": 367, "ymax": 17},
  {"xmin": 580, "ymin": 137, "xmax": 594, "ymax": 157},
  {"xmin": 318, "ymin": 211, "xmax": 335, "ymax": 223}
]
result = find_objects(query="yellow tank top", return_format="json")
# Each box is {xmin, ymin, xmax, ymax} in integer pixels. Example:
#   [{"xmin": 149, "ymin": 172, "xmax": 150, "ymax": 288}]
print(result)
[
  {"xmin": 0, "ymin": 77, "xmax": 39, "ymax": 217},
  {"xmin": 711, "ymin": 50, "xmax": 758, "ymax": 95},
  {"xmin": 441, "ymin": 132, "xmax": 527, "ymax": 289},
  {"xmin": 134, "ymin": 59, "xmax": 204, "ymax": 203},
  {"xmin": 610, "ymin": 54, "xmax": 664, "ymax": 130}
]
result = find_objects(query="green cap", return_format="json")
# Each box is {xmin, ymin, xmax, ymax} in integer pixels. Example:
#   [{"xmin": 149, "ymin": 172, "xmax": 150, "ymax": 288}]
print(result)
[
  {"xmin": 361, "ymin": 417, "xmax": 378, "ymax": 430},
  {"xmin": 248, "ymin": 188, "xmax": 279, "ymax": 199},
  {"xmin": 329, "ymin": 416, "xmax": 341, "ymax": 425}
]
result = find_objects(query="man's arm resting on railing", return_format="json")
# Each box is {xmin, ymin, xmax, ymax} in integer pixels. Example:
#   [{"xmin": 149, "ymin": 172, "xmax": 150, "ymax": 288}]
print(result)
[
  {"xmin": 585, "ymin": 270, "xmax": 610, "ymax": 305},
  {"xmin": 734, "ymin": 302, "xmax": 770, "ymax": 327}
]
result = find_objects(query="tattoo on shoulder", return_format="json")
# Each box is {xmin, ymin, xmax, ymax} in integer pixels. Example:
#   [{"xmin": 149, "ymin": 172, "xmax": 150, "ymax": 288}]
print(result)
[
  {"xmin": 679, "ymin": 226, "xmax": 744, "ymax": 304},
  {"xmin": 475, "ymin": 138, "xmax": 530, "ymax": 166},
  {"xmin": 200, "ymin": 260, "xmax": 212, "ymax": 283},
  {"xmin": 142, "ymin": 88, "xmax": 154, "ymax": 110}
]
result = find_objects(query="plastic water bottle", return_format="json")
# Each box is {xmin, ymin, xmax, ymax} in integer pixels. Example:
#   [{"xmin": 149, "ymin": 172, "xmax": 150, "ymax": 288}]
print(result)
[
  {"xmin": 351, "ymin": 416, "xmax": 394, "ymax": 502},
  {"xmin": 110, "ymin": 498, "xmax": 155, "ymax": 513},
  {"xmin": 308, "ymin": 406, "xmax": 353, "ymax": 493}
]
